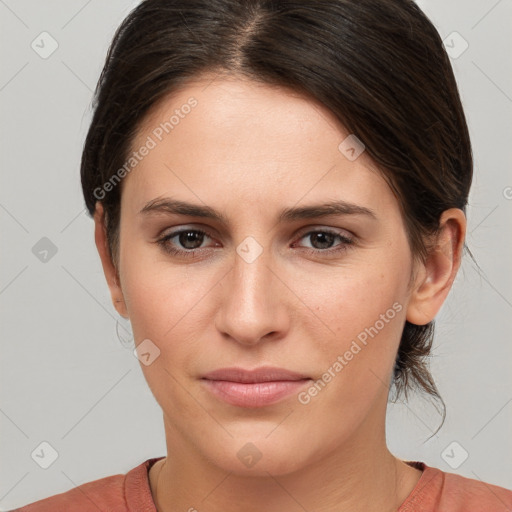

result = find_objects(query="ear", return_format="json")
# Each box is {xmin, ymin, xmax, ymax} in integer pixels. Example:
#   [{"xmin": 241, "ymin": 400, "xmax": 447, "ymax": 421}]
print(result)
[
  {"xmin": 93, "ymin": 201, "xmax": 129, "ymax": 319},
  {"xmin": 406, "ymin": 208, "xmax": 466, "ymax": 325}
]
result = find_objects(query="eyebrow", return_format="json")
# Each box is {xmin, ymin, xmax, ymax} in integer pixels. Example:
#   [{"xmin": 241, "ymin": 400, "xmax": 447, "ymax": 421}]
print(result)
[{"xmin": 138, "ymin": 197, "xmax": 377, "ymax": 223}]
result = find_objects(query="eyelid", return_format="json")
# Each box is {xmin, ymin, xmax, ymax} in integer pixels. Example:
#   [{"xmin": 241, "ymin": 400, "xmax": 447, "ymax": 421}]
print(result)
[
  {"xmin": 294, "ymin": 224, "xmax": 354, "ymax": 240},
  {"xmin": 160, "ymin": 226, "xmax": 217, "ymax": 245}
]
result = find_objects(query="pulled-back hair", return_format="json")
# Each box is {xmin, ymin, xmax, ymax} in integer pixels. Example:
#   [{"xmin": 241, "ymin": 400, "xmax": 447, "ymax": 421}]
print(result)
[{"xmin": 80, "ymin": 0, "xmax": 473, "ymax": 429}]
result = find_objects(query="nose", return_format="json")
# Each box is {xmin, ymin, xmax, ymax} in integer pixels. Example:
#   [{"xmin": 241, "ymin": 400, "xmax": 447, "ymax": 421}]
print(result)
[{"xmin": 215, "ymin": 243, "xmax": 290, "ymax": 346}]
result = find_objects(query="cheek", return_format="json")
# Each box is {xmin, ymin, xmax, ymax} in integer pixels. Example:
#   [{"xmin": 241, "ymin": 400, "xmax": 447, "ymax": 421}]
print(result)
[
  {"xmin": 119, "ymin": 240, "xmax": 222, "ymax": 379},
  {"xmin": 309, "ymin": 262, "xmax": 406, "ymax": 342},
  {"xmin": 119, "ymin": 230, "xmax": 194, "ymax": 333},
  {"xmin": 119, "ymin": 253, "xmax": 208, "ymax": 410},
  {"xmin": 122, "ymin": 266, "xmax": 206, "ymax": 349},
  {"xmin": 298, "ymin": 258, "xmax": 409, "ymax": 397},
  {"xmin": 296, "ymin": 289, "xmax": 405, "ymax": 432}
]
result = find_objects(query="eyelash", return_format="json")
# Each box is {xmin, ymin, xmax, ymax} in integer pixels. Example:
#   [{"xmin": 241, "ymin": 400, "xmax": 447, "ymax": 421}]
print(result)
[{"xmin": 156, "ymin": 227, "xmax": 355, "ymax": 259}]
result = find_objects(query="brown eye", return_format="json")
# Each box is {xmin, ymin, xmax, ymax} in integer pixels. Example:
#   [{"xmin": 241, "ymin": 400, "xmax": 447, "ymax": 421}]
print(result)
[
  {"xmin": 175, "ymin": 230, "xmax": 206, "ymax": 250},
  {"xmin": 306, "ymin": 231, "xmax": 336, "ymax": 250},
  {"xmin": 157, "ymin": 228, "xmax": 214, "ymax": 257},
  {"xmin": 294, "ymin": 229, "xmax": 355, "ymax": 256}
]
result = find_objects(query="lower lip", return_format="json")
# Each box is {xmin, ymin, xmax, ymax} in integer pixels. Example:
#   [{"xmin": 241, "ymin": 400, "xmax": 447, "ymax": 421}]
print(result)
[{"xmin": 201, "ymin": 379, "xmax": 311, "ymax": 407}]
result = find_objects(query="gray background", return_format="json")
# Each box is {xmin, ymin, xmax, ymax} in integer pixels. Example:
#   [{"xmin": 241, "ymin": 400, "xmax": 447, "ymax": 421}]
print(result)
[{"xmin": 1, "ymin": 0, "xmax": 511, "ymax": 509}]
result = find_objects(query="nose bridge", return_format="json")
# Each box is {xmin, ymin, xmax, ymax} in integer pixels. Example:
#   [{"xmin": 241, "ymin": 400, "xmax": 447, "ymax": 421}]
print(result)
[
  {"xmin": 231, "ymin": 236, "xmax": 275, "ymax": 316},
  {"xmin": 216, "ymin": 235, "xmax": 288, "ymax": 345},
  {"xmin": 233, "ymin": 238, "xmax": 272, "ymax": 300}
]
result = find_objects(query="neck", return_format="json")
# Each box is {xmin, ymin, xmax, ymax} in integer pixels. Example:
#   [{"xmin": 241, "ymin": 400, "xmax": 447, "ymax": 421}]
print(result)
[{"xmin": 150, "ymin": 403, "xmax": 422, "ymax": 512}]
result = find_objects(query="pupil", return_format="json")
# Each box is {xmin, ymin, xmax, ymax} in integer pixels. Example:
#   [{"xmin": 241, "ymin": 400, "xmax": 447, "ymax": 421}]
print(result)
[
  {"xmin": 180, "ymin": 231, "xmax": 202, "ymax": 249},
  {"xmin": 312, "ymin": 232, "xmax": 334, "ymax": 249}
]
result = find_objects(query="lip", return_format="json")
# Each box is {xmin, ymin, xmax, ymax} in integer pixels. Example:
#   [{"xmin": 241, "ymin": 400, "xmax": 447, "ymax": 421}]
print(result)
[
  {"xmin": 202, "ymin": 366, "xmax": 309, "ymax": 383},
  {"xmin": 200, "ymin": 366, "xmax": 312, "ymax": 408}
]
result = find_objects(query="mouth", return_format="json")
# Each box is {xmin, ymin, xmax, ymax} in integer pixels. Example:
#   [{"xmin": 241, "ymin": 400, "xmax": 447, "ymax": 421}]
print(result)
[{"xmin": 200, "ymin": 366, "xmax": 312, "ymax": 408}]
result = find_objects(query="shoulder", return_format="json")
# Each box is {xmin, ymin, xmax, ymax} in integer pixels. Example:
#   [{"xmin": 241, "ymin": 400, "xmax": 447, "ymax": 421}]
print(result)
[
  {"xmin": 400, "ymin": 461, "xmax": 512, "ymax": 512},
  {"xmin": 438, "ymin": 468, "xmax": 512, "ymax": 511},
  {"xmin": 15, "ymin": 474, "xmax": 126, "ymax": 512},
  {"xmin": 14, "ymin": 457, "xmax": 162, "ymax": 512}
]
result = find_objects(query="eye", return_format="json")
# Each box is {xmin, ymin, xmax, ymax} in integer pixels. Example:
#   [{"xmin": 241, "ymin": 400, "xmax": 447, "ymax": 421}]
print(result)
[
  {"xmin": 156, "ymin": 228, "xmax": 216, "ymax": 258},
  {"xmin": 293, "ymin": 228, "xmax": 354, "ymax": 255}
]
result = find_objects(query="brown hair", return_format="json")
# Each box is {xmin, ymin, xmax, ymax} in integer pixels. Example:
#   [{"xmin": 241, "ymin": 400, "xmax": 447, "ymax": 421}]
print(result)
[{"xmin": 81, "ymin": 0, "xmax": 473, "ymax": 431}]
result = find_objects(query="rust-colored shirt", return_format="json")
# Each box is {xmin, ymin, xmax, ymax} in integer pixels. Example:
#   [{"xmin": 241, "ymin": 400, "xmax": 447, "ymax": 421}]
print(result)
[{"xmin": 14, "ymin": 458, "xmax": 512, "ymax": 511}]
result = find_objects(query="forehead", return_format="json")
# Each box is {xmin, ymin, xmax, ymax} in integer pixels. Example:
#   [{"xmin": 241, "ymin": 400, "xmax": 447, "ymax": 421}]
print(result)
[
  {"xmin": 137, "ymin": 73, "xmax": 348, "ymax": 153},
  {"xmin": 122, "ymin": 75, "xmax": 394, "ymax": 219}
]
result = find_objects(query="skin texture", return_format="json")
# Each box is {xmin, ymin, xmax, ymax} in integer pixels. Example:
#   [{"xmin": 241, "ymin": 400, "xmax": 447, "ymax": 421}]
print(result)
[{"xmin": 94, "ymin": 74, "xmax": 466, "ymax": 512}]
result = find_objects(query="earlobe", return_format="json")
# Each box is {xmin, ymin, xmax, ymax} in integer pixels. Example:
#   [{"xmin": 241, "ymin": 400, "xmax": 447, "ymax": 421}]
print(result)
[
  {"xmin": 93, "ymin": 201, "xmax": 129, "ymax": 319},
  {"xmin": 406, "ymin": 208, "xmax": 466, "ymax": 326}
]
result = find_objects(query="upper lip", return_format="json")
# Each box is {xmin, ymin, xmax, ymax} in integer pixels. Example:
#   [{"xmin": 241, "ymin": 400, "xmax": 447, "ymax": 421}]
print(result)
[{"xmin": 201, "ymin": 366, "xmax": 310, "ymax": 383}]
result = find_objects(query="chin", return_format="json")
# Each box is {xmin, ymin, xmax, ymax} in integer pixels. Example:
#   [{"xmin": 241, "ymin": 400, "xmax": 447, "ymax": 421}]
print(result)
[{"xmin": 200, "ymin": 433, "xmax": 315, "ymax": 477}]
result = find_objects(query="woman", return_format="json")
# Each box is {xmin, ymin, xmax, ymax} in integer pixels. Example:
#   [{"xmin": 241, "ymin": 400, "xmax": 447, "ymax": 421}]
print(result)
[{"xmin": 17, "ymin": 0, "xmax": 512, "ymax": 510}]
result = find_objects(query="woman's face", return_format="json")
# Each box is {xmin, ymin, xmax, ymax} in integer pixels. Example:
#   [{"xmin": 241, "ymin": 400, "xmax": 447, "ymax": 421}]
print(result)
[{"xmin": 106, "ymin": 75, "xmax": 419, "ymax": 475}]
